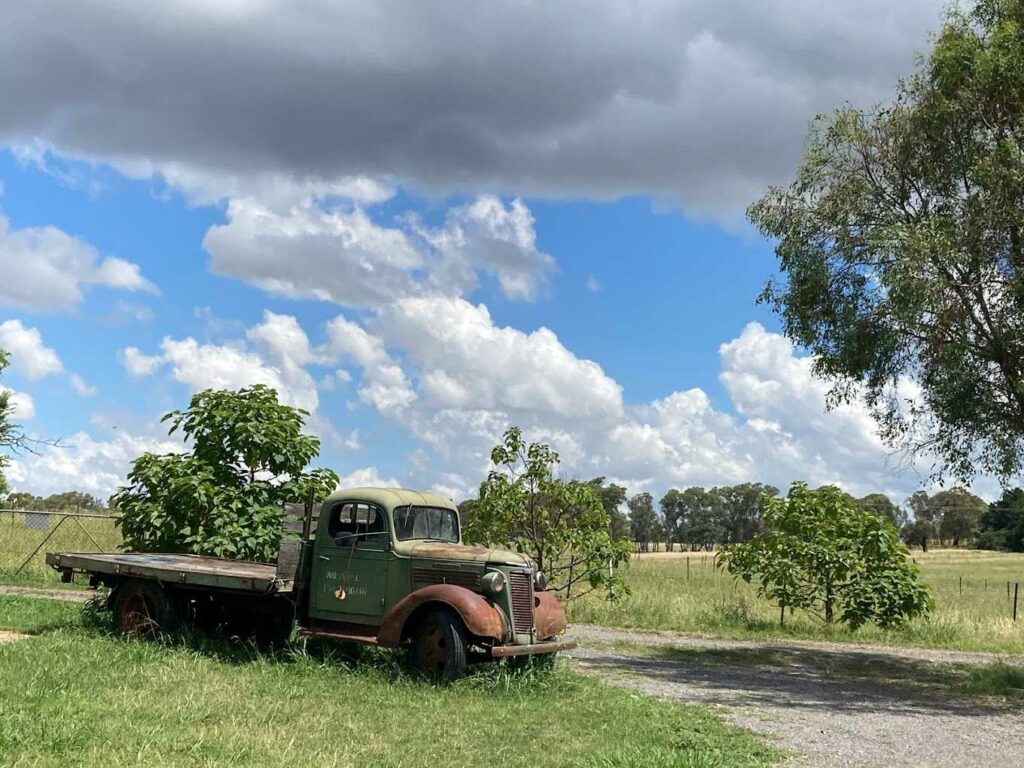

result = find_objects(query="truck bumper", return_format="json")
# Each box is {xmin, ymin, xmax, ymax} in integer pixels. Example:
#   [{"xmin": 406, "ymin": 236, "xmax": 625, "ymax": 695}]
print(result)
[{"xmin": 490, "ymin": 637, "xmax": 577, "ymax": 658}]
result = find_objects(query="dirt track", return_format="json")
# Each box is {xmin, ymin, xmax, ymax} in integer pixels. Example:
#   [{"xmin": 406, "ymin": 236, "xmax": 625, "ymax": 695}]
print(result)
[{"xmin": 568, "ymin": 624, "xmax": 1024, "ymax": 767}]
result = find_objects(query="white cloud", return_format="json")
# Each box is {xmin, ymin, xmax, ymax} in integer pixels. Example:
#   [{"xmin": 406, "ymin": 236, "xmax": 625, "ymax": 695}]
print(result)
[
  {"xmin": 0, "ymin": 320, "xmax": 63, "ymax": 379},
  {"xmin": 586, "ymin": 276, "xmax": 603, "ymax": 293},
  {"xmin": 376, "ymin": 296, "xmax": 623, "ymax": 420},
  {"xmin": 325, "ymin": 315, "xmax": 416, "ymax": 414},
  {"xmin": 6, "ymin": 429, "xmax": 183, "ymax": 498},
  {"xmin": 0, "ymin": 214, "xmax": 155, "ymax": 311},
  {"xmin": 69, "ymin": 373, "xmax": 97, "ymax": 397},
  {"xmin": 163, "ymin": 337, "xmax": 318, "ymax": 412},
  {"xmin": 119, "ymin": 313, "xmax": 321, "ymax": 412},
  {"xmin": 548, "ymin": 322, "xmax": 933, "ymax": 501},
  {"xmin": 336, "ymin": 466, "xmax": 400, "ymax": 489},
  {"xmin": 203, "ymin": 189, "xmax": 555, "ymax": 309},
  {"xmin": 120, "ymin": 347, "xmax": 164, "ymax": 378},
  {"xmin": 203, "ymin": 197, "xmax": 423, "ymax": 306},
  {"xmin": 5, "ymin": 389, "xmax": 34, "ymax": 420},
  {"xmin": 338, "ymin": 307, "xmax": 948, "ymax": 502},
  {"xmin": 247, "ymin": 310, "xmax": 322, "ymax": 368},
  {"xmin": 423, "ymin": 196, "xmax": 556, "ymax": 301}
]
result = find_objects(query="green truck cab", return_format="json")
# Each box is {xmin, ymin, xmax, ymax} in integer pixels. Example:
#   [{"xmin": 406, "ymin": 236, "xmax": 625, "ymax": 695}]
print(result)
[{"xmin": 47, "ymin": 487, "xmax": 576, "ymax": 679}]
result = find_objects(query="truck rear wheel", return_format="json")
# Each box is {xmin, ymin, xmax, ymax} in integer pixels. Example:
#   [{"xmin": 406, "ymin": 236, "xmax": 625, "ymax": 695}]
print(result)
[
  {"xmin": 407, "ymin": 608, "xmax": 468, "ymax": 681},
  {"xmin": 113, "ymin": 580, "xmax": 180, "ymax": 638}
]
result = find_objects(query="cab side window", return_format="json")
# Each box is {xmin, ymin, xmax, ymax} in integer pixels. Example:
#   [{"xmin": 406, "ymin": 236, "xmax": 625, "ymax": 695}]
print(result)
[{"xmin": 327, "ymin": 502, "xmax": 387, "ymax": 548}]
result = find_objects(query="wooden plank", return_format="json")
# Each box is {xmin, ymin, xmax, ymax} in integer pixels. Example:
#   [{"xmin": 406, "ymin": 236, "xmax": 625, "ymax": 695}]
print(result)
[{"xmin": 45, "ymin": 552, "xmax": 292, "ymax": 594}]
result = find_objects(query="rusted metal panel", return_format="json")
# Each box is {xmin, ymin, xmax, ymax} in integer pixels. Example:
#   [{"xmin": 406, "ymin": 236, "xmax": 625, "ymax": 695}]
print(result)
[
  {"xmin": 490, "ymin": 637, "xmax": 577, "ymax": 657},
  {"xmin": 299, "ymin": 626, "xmax": 378, "ymax": 646},
  {"xmin": 534, "ymin": 589, "xmax": 567, "ymax": 640},
  {"xmin": 45, "ymin": 552, "xmax": 291, "ymax": 594},
  {"xmin": 377, "ymin": 583, "xmax": 507, "ymax": 647}
]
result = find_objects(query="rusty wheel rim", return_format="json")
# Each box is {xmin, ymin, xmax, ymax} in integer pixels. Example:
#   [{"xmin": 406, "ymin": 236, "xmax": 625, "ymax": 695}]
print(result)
[
  {"xmin": 418, "ymin": 626, "xmax": 447, "ymax": 675},
  {"xmin": 120, "ymin": 592, "xmax": 156, "ymax": 636}
]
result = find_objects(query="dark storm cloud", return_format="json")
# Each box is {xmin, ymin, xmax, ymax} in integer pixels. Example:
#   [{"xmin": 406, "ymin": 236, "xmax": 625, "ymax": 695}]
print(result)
[{"xmin": 1, "ymin": 0, "xmax": 944, "ymax": 216}]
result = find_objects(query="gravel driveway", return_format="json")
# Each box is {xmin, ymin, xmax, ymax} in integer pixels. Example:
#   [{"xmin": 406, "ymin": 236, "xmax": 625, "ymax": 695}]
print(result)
[{"xmin": 567, "ymin": 624, "xmax": 1024, "ymax": 768}]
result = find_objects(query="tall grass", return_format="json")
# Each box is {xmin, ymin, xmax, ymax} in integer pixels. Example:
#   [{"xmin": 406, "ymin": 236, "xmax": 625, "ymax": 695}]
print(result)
[
  {"xmin": 569, "ymin": 549, "xmax": 1024, "ymax": 653},
  {"xmin": 0, "ymin": 512, "xmax": 120, "ymax": 587}
]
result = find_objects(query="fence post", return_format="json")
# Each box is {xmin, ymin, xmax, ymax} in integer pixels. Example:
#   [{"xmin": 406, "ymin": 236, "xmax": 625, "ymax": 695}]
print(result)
[
  {"xmin": 959, "ymin": 575, "xmax": 962, "ymax": 595},
  {"xmin": 686, "ymin": 557, "xmax": 690, "ymax": 581},
  {"xmin": 1014, "ymin": 583, "xmax": 1020, "ymax": 622}
]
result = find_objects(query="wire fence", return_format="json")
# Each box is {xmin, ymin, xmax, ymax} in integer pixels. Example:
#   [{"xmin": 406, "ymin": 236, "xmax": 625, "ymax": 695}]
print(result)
[{"xmin": 0, "ymin": 509, "xmax": 122, "ymax": 587}]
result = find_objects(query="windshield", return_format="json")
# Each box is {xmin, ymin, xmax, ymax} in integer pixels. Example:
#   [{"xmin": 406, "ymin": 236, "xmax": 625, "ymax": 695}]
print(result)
[{"xmin": 393, "ymin": 505, "xmax": 460, "ymax": 542}]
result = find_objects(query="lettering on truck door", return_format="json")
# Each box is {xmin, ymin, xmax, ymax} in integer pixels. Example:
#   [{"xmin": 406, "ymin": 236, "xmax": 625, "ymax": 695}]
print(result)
[{"xmin": 310, "ymin": 501, "xmax": 390, "ymax": 624}]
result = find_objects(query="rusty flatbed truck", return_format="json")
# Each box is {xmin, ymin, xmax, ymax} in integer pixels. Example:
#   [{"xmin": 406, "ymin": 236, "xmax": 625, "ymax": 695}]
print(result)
[{"xmin": 46, "ymin": 487, "xmax": 575, "ymax": 678}]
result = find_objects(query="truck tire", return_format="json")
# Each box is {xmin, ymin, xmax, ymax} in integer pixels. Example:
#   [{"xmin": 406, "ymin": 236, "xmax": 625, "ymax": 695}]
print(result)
[
  {"xmin": 407, "ymin": 608, "xmax": 468, "ymax": 681},
  {"xmin": 113, "ymin": 579, "xmax": 180, "ymax": 638}
]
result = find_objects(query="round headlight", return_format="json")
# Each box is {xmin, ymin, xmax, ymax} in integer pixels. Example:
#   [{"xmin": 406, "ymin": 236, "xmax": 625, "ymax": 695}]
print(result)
[
  {"xmin": 479, "ymin": 570, "xmax": 506, "ymax": 594},
  {"xmin": 534, "ymin": 571, "xmax": 549, "ymax": 591}
]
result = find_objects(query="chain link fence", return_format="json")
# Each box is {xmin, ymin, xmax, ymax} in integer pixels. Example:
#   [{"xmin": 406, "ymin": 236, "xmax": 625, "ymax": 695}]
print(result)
[{"xmin": 0, "ymin": 509, "xmax": 122, "ymax": 587}]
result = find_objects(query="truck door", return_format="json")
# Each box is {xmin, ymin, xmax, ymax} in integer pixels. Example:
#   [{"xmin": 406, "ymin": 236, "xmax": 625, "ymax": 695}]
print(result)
[{"xmin": 310, "ymin": 501, "xmax": 391, "ymax": 625}]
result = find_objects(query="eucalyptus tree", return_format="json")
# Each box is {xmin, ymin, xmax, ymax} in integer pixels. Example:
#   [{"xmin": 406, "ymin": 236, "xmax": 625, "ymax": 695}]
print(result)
[{"xmin": 750, "ymin": 0, "xmax": 1024, "ymax": 481}]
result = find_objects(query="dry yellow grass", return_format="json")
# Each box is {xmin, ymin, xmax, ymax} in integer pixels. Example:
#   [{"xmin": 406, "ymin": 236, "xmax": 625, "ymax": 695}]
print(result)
[{"xmin": 569, "ymin": 548, "xmax": 1024, "ymax": 654}]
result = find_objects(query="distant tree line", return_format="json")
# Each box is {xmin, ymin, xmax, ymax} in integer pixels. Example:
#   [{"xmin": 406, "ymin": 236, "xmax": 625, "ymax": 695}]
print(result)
[
  {"xmin": 576, "ymin": 478, "xmax": 1024, "ymax": 555},
  {"xmin": 1, "ymin": 490, "xmax": 108, "ymax": 513}
]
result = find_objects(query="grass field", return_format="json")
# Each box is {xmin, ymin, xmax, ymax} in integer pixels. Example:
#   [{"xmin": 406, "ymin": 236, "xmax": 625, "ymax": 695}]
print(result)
[
  {"xmin": 569, "ymin": 549, "xmax": 1024, "ymax": 654},
  {"xmin": 0, "ymin": 512, "xmax": 120, "ymax": 588},
  {"xmin": 0, "ymin": 596, "xmax": 778, "ymax": 768}
]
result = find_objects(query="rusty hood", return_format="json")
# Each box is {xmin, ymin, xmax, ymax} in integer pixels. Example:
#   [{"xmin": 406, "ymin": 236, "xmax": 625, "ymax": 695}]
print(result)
[{"xmin": 405, "ymin": 541, "xmax": 533, "ymax": 568}]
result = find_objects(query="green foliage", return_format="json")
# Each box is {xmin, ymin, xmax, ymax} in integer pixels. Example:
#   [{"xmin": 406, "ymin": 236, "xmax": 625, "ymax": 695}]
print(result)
[
  {"xmin": 901, "ymin": 488, "xmax": 987, "ymax": 547},
  {"xmin": 749, "ymin": 0, "xmax": 1024, "ymax": 482},
  {"xmin": 657, "ymin": 485, "xmax": 778, "ymax": 552},
  {"xmin": 587, "ymin": 477, "xmax": 631, "ymax": 541},
  {"xmin": 466, "ymin": 427, "xmax": 631, "ymax": 602},
  {"xmin": 977, "ymin": 487, "xmax": 1024, "ymax": 551},
  {"xmin": 901, "ymin": 519, "xmax": 938, "ymax": 552},
  {"xmin": 933, "ymin": 488, "xmax": 987, "ymax": 546},
  {"xmin": 858, "ymin": 493, "xmax": 906, "ymax": 528},
  {"xmin": 113, "ymin": 385, "xmax": 338, "ymax": 562},
  {"xmin": 628, "ymin": 492, "xmax": 661, "ymax": 552},
  {"xmin": 720, "ymin": 483, "xmax": 933, "ymax": 629}
]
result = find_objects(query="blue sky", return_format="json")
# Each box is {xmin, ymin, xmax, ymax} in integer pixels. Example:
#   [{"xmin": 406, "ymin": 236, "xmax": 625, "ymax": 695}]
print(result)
[{"xmin": 0, "ymin": 0, "xmax": 964, "ymax": 504}]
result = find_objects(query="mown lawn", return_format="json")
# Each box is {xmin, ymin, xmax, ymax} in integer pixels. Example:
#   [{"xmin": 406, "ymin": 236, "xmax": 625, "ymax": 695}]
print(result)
[
  {"xmin": 0, "ymin": 597, "xmax": 778, "ymax": 768},
  {"xmin": 570, "ymin": 549, "xmax": 1024, "ymax": 654}
]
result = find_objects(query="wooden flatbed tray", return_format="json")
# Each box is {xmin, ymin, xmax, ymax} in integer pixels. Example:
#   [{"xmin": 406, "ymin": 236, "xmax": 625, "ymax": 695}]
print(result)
[{"xmin": 45, "ymin": 552, "xmax": 294, "ymax": 594}]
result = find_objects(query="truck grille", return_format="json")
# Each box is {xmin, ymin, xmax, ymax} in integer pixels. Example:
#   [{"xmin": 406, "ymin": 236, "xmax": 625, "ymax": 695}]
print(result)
[
  {"xmin": 508, "ymin": 570, "xmax": 534, "ymax": 634},
  {"xmin": 412, "ymin": 566, "xmax": 480, "ymax": 591}
]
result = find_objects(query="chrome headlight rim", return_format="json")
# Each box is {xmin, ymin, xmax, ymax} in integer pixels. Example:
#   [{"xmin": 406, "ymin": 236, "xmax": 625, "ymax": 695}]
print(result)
[
  {"xmin": 534, "ymin": 570, "xmax": 549, "ymax": 591},
  {"xmin": 479, "ymin": 570, "xmax": 506, "ymax": 594}
]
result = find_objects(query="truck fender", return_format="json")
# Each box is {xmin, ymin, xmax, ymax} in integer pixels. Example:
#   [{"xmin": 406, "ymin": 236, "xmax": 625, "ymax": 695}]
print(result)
[
  {"xmin": 377, "ymin": 584, "xmax": 508, "ymax": 647},
  {"xmin": 534, "ymin": 590, "xmax": 568, "ymax": 640}
]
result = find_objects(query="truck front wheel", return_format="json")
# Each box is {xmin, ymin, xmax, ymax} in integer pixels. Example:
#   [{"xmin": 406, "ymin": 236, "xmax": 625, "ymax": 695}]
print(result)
[
  {"xmin": 113, "ymin": 580, "xmax": 180, "ymax": 638},
  {"xmin": 407, "ymin": 608, "xmax": 468, "ymax": 681}
]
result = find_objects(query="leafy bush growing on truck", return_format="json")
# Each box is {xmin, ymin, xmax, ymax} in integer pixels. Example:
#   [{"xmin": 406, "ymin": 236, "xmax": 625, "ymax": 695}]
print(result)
[
  {"xmin": 113, "ymin": 385, "xmax": 338, "ymax": 562},
  {"xmin": 466, "ymin": 427, "xmax": 631, "ymax": 603}
]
